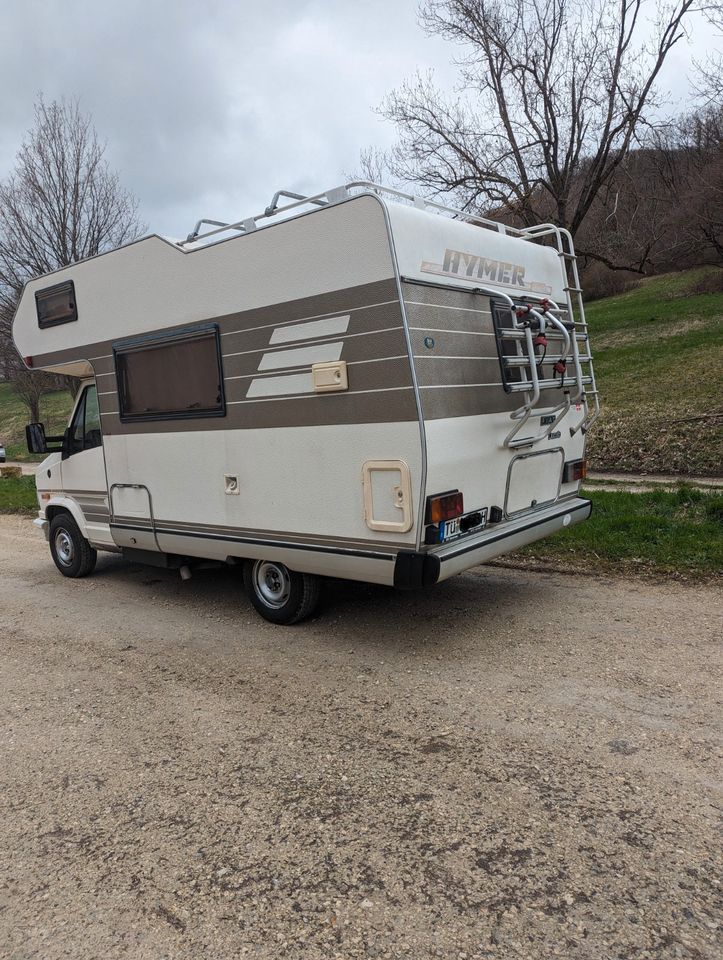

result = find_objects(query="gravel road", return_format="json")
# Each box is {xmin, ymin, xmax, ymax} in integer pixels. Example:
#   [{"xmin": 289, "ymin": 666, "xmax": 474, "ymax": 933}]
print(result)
[{"xmin": 0, "ymin": 514, "xmax": 721, "ymax": 960}]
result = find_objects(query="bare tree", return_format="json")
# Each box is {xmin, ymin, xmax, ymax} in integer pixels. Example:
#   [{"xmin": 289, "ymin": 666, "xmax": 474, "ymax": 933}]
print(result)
[
  {"xmin": 575, "ymin": 105, "xmax": 723, "ymax": 278},
  {"xmin": 693, "ymin": 2, "xmax": 723, "ymax": 105},
  {"xmin": 352, "ymin": 147, "xmax": 398, "ymax": 187},
  {"xmin": 9, "ymin": 367, "xmax": 46, "ymax": 424},
  {"xmin": 0, "ymin": 97, "xmax": 144, "ymax": 417},
  {"xmin": 377, "ymin": 0, "xmax": 695, "ymax": 265}
]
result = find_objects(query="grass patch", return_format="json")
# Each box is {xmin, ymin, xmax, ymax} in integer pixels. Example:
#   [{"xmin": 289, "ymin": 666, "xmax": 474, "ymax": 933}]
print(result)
[
  {"xmin": 0, "ymin": 382, "xmax": 74, "ymax": 461},
  {"xmin": 514, "ymin": 486, "xmax": 723, "ymax": 578},
  {"xmin": 585, "ymin": 266, "xmax": 723, "ymax": 477},
  {"xmin": 0, "ymin": 474, "xmax": 37, "ymax": 514}
]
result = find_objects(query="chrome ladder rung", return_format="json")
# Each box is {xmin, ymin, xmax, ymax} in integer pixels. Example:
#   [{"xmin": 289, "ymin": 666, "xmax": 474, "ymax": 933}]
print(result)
[
  {"xmin": 503, "ymin": 354, "xmax": 593, "ymax": 367},
  {"xmin": 498, "ymin": 328, "xmax": 588, "ymax": 343},
  {"xmin": 507, "ymin": 375, "xmax": 594, "ymax": 392}
]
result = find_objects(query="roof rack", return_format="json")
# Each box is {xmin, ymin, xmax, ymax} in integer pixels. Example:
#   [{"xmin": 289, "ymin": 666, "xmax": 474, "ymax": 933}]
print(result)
[{"xmin": 179, "ymin": 181, "xmax": 550, "ymax": 247}]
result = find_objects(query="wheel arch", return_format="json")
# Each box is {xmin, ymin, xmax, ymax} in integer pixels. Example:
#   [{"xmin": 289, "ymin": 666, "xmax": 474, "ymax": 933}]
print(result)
[{"xmin": 44, "ymin": 497, "xmax": 89, "ymax": 538}]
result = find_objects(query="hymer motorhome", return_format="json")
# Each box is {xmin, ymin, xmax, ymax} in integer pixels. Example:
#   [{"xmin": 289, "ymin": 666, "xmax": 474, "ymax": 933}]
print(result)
[{"xmin": 13, "ymin": 183, "xmax": 598, "ymax": 623}]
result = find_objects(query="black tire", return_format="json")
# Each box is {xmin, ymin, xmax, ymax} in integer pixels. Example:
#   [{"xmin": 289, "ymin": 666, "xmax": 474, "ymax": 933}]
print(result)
[
  {"xmin": 243, "ymin": 559, "xmax": 320, "ymax": 625},
  {"xmin": 49, "ymin": 512, "xmax": 97, "ymax": 578}
]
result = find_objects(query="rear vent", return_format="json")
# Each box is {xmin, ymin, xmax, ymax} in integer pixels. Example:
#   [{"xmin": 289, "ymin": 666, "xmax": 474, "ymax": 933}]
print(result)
[{"xmin": 36, "ymin": 280, "xmax": 77, "ymax": 329}]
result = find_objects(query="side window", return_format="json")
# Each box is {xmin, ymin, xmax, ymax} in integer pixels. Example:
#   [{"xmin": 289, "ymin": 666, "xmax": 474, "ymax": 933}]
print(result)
[
  {"xmin": 36, "ymin": 280, "xmax": 77, "ymax": 329},
  {"xmin": 67, "ymin": 386, "xmax": 102, "ymax": 455},
  {"xmin": 114, "ymin": 325, "xmax": 225, "ymax": 422},
  {"xmin": 83, "ymin": 385, "xmax": 102, "ymax": 449},
  {"xmin": 69, "ymin": 390, "xmax": 86, "ymax": 450}
]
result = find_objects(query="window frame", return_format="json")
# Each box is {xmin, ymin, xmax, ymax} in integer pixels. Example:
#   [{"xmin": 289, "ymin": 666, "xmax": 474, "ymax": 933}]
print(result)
[
  {"xmin": 113, "ymin": 323, "xmax": 226, "ymax": 424},
  {"xmin": 65, "ymin": 384, "xmax": 102, "ymax": 457},
  {"xmin": 36, "ymin": 280, "xmax": 78, "ymax": 329}
]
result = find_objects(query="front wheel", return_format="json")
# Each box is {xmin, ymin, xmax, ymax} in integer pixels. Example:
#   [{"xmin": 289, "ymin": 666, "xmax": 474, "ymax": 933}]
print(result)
[
  {"xmin": 49, "ymin": 513, "xmax": 97, "ymax": 578},
  {"xmin": 243, "ymin": 559, "xmax": 320, "ymax": 624}
]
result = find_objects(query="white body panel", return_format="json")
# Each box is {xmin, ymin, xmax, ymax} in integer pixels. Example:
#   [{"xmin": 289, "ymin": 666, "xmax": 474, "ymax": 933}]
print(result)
[
  {"xmin": 423, "ymin": 411, "xmax": 585, "ymax": 522},
  {"xmin": 387, "ymin": 203, "xmax": 568, "ymax": 302},
  {"xmin": 13, "ymin": 196, "xmax": 395, "ymax": 364},
  {"xmin": 103, "ymin": 421, "xmax": 422, "ymax": 548}
]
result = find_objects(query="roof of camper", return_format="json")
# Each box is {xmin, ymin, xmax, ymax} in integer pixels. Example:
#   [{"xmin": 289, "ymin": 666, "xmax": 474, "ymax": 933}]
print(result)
[
  {"xmin": 178, "ymin": 181, "xmax": 566, "ymax": 250},
  {"xmin": 174, "ymin": 182, "xmax": 570, "ymax": 303},
  {"xmin": 13, "ymin": 180, "xmax": 572, "ymax": 375}
]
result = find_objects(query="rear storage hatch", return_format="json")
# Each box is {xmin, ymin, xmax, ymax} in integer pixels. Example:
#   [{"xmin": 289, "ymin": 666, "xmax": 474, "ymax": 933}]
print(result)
[{"xmin": 505, "ymin": 449, "xmax": 564, "ymax": 517}]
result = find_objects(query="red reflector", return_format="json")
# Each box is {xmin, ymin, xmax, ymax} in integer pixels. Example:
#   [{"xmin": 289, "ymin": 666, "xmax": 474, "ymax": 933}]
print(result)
[
  {"xmin": 24, "ymin": 356, "xmax": 33, "ymax": 368},
  {"xmin": 425, "ymin": 490, "xmax": 464, "ymax": 524},
  {"xmin": 563, "ymin": 459, "xmax": 587, "ymax": 483}
]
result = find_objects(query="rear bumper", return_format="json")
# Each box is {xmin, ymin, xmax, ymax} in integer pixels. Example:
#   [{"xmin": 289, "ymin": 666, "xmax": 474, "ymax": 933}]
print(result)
[{"xmin": 394, "ymin": 496, "xmax": 591, "ymax": 588}]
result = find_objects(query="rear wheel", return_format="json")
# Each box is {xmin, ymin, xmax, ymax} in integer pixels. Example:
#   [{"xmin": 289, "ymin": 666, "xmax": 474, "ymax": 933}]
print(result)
[
  {"xmin": 49, "ymin": 513, "xmax": 97, "ymax": 578},
  {"xmin": 243, "ymin": 559, "xmax": 320, "ymax": 624}
]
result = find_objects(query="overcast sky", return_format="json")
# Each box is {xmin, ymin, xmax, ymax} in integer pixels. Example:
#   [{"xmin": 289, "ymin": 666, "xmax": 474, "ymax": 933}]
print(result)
[{"xmin": 0, "ymin": 0, "xmax": 716, "ymax": 239}]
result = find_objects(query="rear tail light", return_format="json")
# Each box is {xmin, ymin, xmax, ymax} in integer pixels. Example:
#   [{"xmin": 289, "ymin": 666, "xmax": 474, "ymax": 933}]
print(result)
[
  {"xmin": 562, "ymin": 459, "xmax": 587, "ymax": 483},
  {"xmin": 425, "ymin": 490, "xmax": 464, "ymax": 524}
]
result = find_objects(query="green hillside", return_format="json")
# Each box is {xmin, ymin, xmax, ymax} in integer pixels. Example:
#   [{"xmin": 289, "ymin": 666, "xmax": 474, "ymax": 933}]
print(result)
[
  {"xmin": 584, "ymin": 266, "xmax": 723, "ymax": 477},
  {"xmin": 0, "ymin": 383, "xmax": 74, "ymax": 461}
]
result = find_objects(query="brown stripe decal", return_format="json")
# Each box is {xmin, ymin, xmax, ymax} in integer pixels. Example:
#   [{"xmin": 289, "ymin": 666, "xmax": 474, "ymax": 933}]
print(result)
[
  {"xmin": 151, "ymin": 517, "xmax": 410, "ymax": 552},
  {"xmin": 100, "ymin": 386, "xmax": 417, "ymax": 433},
  {"xmin": 402, "ymin": 280, "xmax": 518, "ymax": 420},
  {"xmin": 32, "ymin": 278, "xmax": 398, "ymax": 369},
  {"xmin": 36, "ymin": 278, "xmax": 420, "ymax": 432},
  {"xmin": 110, "ymin": 519, "xmax": 403, "ymax": 556},
  {"xmin": 34, "ymin": 276, "xmax": 528, "ymax": 429}
]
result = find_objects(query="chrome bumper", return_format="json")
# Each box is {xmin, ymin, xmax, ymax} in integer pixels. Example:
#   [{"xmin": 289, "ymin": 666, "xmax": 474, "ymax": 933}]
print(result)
[
  {"xmin": 434, "ymin": 497, "xmax": 592, "ymax": 582},
  {"xmin": 393, "ymin": 497, "xmax": 592, "ymax": 589},
  {"xmin": 33, "ymin": 517, "xmax": 50, "ymax": 541}
]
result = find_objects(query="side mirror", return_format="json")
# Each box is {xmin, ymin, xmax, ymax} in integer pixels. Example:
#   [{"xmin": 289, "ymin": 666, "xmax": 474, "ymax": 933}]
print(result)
[
  {"xmin": 26, "ymin": 422, "xmax": 47, "ymax": 454},
  {"xmin": 25, "ymin": 422, "xmax": 64, "ymax": 455}
]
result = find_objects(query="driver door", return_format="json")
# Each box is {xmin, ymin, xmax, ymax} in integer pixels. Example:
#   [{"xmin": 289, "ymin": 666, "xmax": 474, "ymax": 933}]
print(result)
[{"xmin": 60, "ymin": 382, "xmax": 112, "ymax": 544}]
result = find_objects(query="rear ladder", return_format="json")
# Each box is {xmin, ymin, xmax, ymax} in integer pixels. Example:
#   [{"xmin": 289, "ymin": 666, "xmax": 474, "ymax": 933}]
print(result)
[{"xmin": 494, "ymin": 227, "xmax": 600, "ymax": 449}]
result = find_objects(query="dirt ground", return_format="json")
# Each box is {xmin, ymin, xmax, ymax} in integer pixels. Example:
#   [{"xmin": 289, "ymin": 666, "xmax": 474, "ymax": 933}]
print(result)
[{"xmin": 0, "ymin": 514, "xmax": 721, "ymax": 960}]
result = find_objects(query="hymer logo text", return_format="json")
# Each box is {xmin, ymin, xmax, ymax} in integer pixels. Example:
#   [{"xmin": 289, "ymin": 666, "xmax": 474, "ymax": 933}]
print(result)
[{"xmin": 441, "ymin": 248, "xmax": 526, "ymax": 286}]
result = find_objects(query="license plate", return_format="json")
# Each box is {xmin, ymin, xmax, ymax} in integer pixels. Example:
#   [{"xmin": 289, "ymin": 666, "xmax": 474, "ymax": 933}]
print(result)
[{"xmin": 440, "ymin": 508, "xmax": 488, "ymax": 543}]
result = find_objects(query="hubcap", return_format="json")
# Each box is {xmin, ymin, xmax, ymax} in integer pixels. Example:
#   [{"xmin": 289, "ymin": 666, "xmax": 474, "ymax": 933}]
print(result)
[
  {"xmin": 55, "ymin": 529, "xmax": 74, "ymax": 566},
  {"xmin": 252, "ymin": 560, "xmax": 291, "ymax": 609}
]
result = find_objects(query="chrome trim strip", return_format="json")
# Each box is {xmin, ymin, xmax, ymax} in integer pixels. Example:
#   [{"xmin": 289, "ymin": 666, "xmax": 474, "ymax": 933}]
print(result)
[{"xmin": 109, "ymin": 522, "xmax": 396, "ymax": 562}]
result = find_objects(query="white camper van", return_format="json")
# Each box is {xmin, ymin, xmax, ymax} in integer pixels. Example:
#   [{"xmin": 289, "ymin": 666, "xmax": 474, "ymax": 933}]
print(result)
[{"xmin": 13, "ymin": 183, "xmax": 598, "ymax": 623}]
